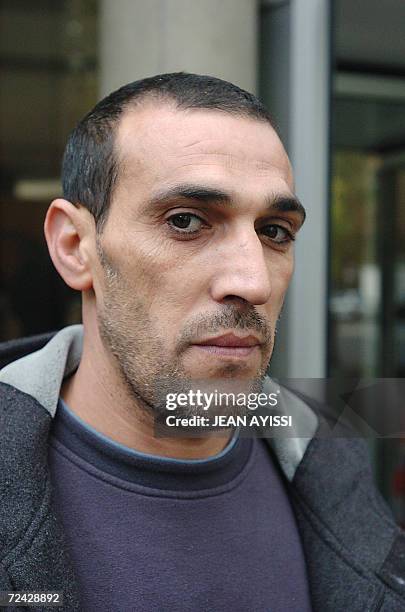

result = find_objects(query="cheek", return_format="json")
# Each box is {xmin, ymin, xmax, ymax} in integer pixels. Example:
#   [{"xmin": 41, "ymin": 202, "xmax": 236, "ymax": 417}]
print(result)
[
  {"xmin": 110, "ymin": 231, "xmax": 171, "ymax": 282},
  {"xmin": 111, "ymin": 233, "xmax": 209, "ymax": 315},
  {"xmin": 280, "ymin": 254, "xmax": 294, "ymax": 286},
  {"xmin": 267, "ymin": 254, "xmax": 294, "ymax": 307}
]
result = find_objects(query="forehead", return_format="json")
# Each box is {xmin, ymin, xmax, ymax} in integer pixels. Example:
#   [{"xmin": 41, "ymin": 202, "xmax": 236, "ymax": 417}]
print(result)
[{"xmin": 114, "ymin": 102, "xmax": 294, "ymax": 194}]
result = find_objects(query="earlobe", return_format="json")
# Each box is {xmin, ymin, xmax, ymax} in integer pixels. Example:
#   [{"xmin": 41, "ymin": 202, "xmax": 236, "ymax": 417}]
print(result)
[{"xmin": 44, "ymin": 198, "xmax": 94, "ymax": 291}]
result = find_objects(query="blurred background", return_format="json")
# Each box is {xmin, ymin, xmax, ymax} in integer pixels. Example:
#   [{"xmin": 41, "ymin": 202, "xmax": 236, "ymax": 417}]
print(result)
[{"xmin": 1, "ymin": 0, "xmax": 405, "ymax": 523}]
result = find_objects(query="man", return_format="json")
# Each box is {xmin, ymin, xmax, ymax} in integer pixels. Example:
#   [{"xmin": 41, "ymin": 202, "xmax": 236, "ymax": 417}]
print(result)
[{"xmin": 0, "ymin": 73, "xmax": 404, "ymax": 611}]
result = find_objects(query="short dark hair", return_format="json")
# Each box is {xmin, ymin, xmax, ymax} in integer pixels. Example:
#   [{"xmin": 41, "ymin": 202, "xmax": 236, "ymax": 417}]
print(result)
[{"xmin": 62, "ymin": 72, "xmax": 277, "ymax": 230}]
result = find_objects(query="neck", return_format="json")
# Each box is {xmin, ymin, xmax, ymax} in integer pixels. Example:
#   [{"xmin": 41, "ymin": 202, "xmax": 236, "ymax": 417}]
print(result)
[{"xmin": 61, "ymin": 323, "xmax": 231, "ymax": 460}]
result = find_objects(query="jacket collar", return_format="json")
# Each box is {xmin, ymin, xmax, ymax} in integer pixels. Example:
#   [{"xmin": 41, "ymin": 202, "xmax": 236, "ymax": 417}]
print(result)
[{"xmin": 0, "ymin": 325, "xmax": 82, "ymax": 417}]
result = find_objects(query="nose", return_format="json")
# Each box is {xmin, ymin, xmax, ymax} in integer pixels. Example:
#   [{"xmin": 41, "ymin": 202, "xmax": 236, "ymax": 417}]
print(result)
[{"xmin": 209, "ymin": 227, "xmax": 272, "ymax": 306}]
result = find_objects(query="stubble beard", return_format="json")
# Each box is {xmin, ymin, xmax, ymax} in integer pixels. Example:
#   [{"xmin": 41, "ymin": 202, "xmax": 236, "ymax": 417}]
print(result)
[{"xmin": 96, "ymin": 243, "xmax": 276, "ymax": 422}]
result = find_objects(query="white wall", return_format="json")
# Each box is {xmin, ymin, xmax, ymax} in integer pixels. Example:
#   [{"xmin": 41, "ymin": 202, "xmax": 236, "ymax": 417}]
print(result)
[{"xmin": 100, "ymin": 0, "xmax": 258, "ymax": 97}]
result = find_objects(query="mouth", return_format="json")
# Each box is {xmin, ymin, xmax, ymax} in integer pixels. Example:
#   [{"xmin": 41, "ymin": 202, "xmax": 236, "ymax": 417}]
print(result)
[{"xmin": 191, "ymin": 333, "xmax": 261, "ymax": 359}]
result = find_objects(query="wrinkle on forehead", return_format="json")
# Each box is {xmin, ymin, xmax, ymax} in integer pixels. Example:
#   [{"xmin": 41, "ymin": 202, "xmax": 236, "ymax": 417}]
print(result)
[
  {"xmin": 172, "ymin": 129, "xmax": 289, "ymax": 172},
  {"xmin": 116, "ymin": 103, "xmax": 294, "ymax": 187},
  {"xmin": 174, "ymin": 151, "xmax": 289, "ymax": 175}
]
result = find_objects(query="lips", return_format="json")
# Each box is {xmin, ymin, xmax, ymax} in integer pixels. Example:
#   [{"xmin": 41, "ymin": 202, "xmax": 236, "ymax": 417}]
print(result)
[{"xmin": 194, "ymin": 333, "xmax": 261, "ymax": 348}]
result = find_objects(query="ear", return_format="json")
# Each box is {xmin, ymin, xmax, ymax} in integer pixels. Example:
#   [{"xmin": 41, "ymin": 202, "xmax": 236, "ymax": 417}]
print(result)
[{"xmin": 44, "ymin": 198, "xmax": 94, "ymax": 291}]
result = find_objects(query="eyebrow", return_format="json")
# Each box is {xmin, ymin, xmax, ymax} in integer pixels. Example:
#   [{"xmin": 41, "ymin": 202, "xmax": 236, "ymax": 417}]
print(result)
[{"xmin": 146, "ymin": 183, "xmax": 306, "ymax": 223}]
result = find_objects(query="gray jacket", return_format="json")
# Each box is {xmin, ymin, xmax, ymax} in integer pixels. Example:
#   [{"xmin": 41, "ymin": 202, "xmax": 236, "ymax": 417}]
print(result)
[{"xmin": 0, "ymin": 326, "xmax": 404, "ymax": 611}]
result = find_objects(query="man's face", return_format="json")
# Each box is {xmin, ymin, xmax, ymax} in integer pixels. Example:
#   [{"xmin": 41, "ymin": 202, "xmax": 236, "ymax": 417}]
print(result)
[{"xmin": 93, "ymin": 103, "xmax": 305, "ymax": 416}]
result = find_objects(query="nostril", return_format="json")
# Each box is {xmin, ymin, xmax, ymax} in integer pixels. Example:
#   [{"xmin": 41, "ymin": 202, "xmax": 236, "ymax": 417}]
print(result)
[
  {"xmin": 221, "ymin": 296, "xmax": 251, "ymax": 308},
  {"xmin": 223, "ymin": 295, "xmax": 247, "ymax": 303}
]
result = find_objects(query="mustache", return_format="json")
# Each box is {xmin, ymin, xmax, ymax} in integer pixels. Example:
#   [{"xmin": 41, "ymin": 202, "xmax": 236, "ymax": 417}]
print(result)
[{"xmin": 177, "ymin": 305, "xmax": 273, "ymax": 351}]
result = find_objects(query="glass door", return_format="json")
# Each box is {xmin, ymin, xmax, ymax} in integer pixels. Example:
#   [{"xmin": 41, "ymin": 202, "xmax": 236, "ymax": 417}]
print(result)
[{"xmin": 329, "ymin": 73, "xmax": 405, "ymax": 525}]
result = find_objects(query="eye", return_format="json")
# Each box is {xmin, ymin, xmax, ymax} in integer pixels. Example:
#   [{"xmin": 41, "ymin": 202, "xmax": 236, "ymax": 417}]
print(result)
[
  {"xmin": 260, "ymin": 224, "xmax": 294, "ymax": 244},
  {"xmin": 167, "ymin": 213, "xmax": 205, "ymax": 234}
]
